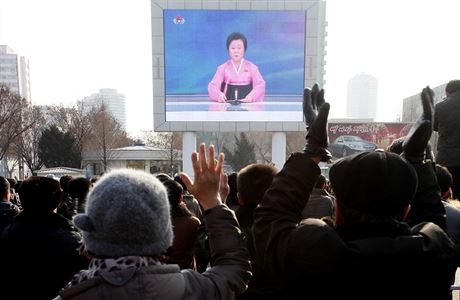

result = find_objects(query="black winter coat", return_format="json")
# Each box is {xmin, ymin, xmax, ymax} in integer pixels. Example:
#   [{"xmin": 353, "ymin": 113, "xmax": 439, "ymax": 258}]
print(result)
[
  {"xmin": 0, "ymin": 210, "xmax": 89, "ymax": 300},
  {"xmin": 253, "ymin": 153, "xmax": 459, "ymax": 300}
]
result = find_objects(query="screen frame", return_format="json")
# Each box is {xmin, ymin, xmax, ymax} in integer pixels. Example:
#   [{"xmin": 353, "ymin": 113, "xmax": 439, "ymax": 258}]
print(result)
[{"xmin": 152, "ymin": 0, "xmax": 326, "ymax": 132}]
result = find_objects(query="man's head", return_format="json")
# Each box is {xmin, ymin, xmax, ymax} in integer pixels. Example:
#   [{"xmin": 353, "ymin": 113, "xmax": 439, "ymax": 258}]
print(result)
[
  {"xmin": 68, "ymin": 177, "xmax": 91, "ymax": 202},
  {"xmin": 314, "ymin": 174, "xmax": 328, "ymax": 190},
  {"xmin": 18, "ymin": 176, "xmax": 61, "ymax": 213},
  {"xmin": 73, "ymin": 169, "xmax": 172, "ymax": 258},
  {"xmin": 0, "ymin": 176, "xmax": 10, "ymax": 201},
  {"xmin": 225, "ymin": 172, "xmax": 239, "ymax": 208},
  {"xmin": 161, "ymin": 177, "xmax": 183, "ymax": 208},
  {"xmin": 445, "ymin": 79, "xmax": 460, "ymax": 96},
  {"xmin": 59, "ymin": 175, "xmax": 73, "ymax": 193},
  {"xmin": 237, "ymin": 163, "xmax": 277, "ymax": 209},
  {"xmin": 435, "ymin": 164, "xmax": 453, "ymax": 200},
  {"xmin": 174, "ymin": 174, "xmax": 188, "ymax": 193},
  {"xmin": 329, "ymin": 151, "xmax": 417, "ymax": 222}
]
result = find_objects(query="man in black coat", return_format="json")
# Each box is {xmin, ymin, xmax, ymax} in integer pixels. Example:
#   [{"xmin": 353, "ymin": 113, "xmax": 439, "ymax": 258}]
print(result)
[
  {"xmin": 0, "ymin": 176, "xmax": 89, "ymax": 300},
  {"xmin": 434, "ymin": 79, "xmax": 460, "ymax": 200},
  {"xmin": 253, "ymin": 84, "xmax": 459, "ymax": 299}
]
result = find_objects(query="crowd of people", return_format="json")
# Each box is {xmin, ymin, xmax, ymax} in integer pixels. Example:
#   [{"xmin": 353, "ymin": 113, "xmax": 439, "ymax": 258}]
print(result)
[{"xmin": 0, "ymin": 80, "xmax": 459, "ymax": 299}]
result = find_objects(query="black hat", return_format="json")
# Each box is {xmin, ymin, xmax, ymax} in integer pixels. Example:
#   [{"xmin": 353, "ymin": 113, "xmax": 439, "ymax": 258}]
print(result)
[{"xmin": 329, "ymin": 151, "xmax": 417, "ymax": 216}]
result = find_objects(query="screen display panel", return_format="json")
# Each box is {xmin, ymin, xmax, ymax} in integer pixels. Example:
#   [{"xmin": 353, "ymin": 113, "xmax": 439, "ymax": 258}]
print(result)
[{"xmin": 163, "ymin": 9, "xmax": 306, "ymax": 122}]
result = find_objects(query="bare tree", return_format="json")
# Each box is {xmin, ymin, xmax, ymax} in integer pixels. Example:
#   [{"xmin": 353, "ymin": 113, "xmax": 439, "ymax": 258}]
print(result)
[
  {"xmin": 86, "ymin": 101, "xmax": 133, "ymax": 172},
  {"xmin": 1, "ymin": 152, "xmax": 19, "ymax": 178},
  {"xmin": 222, "ymin": 133, "xmax": 256, "ymax": 172},
  {"xmin": 0, "ymin": 85, "xmax": 40, "ymax": 161},
  {"xmin": 286, "ymin": 132, "xmax": 305, "ymax": 155},
  {"xmin": 142, "ymin": 131, "xmax": 182, "ymax": 175},
  {"xmin": 12, "ymin": 106, "xmax": 46, "ymax": 174},
  {"xmin": 248, "ymin": 132, "xmax": 272, "ymax": 163},
  {"xmin": 47, "ymin": 101, "xmax": 92, "ymax": 159},
  {"xmin": 197, "ymin": 132, "xmax": 229, "ymax": 154}
]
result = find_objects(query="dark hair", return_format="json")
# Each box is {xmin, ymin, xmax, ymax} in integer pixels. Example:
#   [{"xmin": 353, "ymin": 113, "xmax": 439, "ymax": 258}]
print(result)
[
  {"xmin": 314, "ymin": 174, "xmax": 328, "ymax": 189},
  {"xmin": 445, "ymin": 80, "xmax": 460, "ymax": 95},
  {"xmin": 237, "ymin": 164, "xmax": 277, "ymax": 209},
  {"xmin": 0, "ymin": 176, "xmax": 10, "ymax": 198},
  {"xmin": 68, "ymin": 177, "xmax": 91, "ymax": 202},
  {"xmin": 14, "ymin": 181, "xmax": 22, "ymax": 193},
  {"xmin": 162, "ymin": 179, "xmax": 183, "ymax": 206},
  {"xmin": 155, "ymin": 173, "xmax": 173, "ymax": 183},
  {"xmin": 225, "ymin": 172, "xmax": 239, "ymax": 208},
  {"xmin": 90, "ymin": 176, "xmax": 99, "ymax": 184},
  {"xmin": 59, "ymin": 175, "xmax": 73, "ymax": 192},
  {"xmin": 174, "ymin": 174, "xmax": 187, "ymax": 192},
  {"xmin": 226, "ymin": 32, "xmax": 247, "ymax": 51},
  {"xmin": 162, "ymin": 178, "xmax": 192, "ymax": 218},
  {"xmin": 435, "ymin": 164, "xmax": 453, "ymax": 197},
  {"xmin": 19, "ymin": 176, "xmax": 61, "ymax": 212},
  {"xmin": 7, "ymin": 178, "xmax": 16, "ymax": 187}
]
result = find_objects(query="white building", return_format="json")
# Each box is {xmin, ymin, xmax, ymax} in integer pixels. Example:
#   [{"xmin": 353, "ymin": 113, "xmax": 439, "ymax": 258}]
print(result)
[
  {"xmin": 402, "ymin": 83, "xmax": 447, "ymax": 123},
  {"xmin": 82, "ymin": 145, "xmax": 182, "ymax": 176},
  {"xmin": 346, "ymin": 73, "xmax": 378, "ymax": 120},
  {"xmin": 0, "ymin": 45, "xmax": 31, "ymax": 101},
  {"xmin": 82, "ymin": 88, "xmax": 127, "ymax": 129},
  {"xmin": 401, "ymin": 82, "xmax": 448, "ymax": 158}
]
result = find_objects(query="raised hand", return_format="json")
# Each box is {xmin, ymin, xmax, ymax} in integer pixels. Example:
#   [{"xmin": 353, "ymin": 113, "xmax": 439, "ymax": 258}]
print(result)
[
  {"xmin": 402, "ymin": 86, "xmax": 434, "ymax": 164},
  {"xmin": 219, "ymin": 172, "xmax": 230, "ymax": 203},
  {"xmin": 420, "ymin": 86, "xmax": 434, "ymax": 123},
  {"xmin": 302, "ymin": 83, "xmax": 331, "ymax": 162},
  {"xmin": 303, "ymin": 83, "xmax": 325, "ymax": 127},
  {"xmin": 180, "ymin": 143, "xmax": 224, "ymax": 210}
]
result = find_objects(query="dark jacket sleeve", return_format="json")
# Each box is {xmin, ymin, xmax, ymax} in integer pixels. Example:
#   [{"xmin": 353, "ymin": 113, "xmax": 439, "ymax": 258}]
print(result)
[
  {"xmin": 406, "ymin": 162, "xmax": 447, "ymax": 231},
  {"xmin": 182, "ymin": 204, "xmax": 251, "ymax": 300},
  {"xmin": 252, "ymin": 153, "xmax": 321, "ymax": 277}
]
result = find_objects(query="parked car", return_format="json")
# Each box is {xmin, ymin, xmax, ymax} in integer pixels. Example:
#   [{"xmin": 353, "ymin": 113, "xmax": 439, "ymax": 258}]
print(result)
[{"xmin": 329, "ymin": 135, "xmax": 378, "ymax": 158}]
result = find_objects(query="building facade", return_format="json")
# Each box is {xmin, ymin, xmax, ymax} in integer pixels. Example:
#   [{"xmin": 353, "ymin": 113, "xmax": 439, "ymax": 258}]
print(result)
[
  {"xmin": 0, "ymin": 45, "xmax": 31, "ymax": 101},
  {"xmin": 401, "ymin": 83, "xmax": 448, "ymax": 158},
  {"xmin": 82, "ymin": 145, "xmax": 182, "ymax": 176},
  {"xmin": 82, "ymin": 88, "xmax": 127, "ymax": 129},
  {"xmin": 402, "ymin": 83, "xmax": 447, "ymax": 123},
  {"xmin": 346, "ymin": 73, "xmax": 378, "ymax": 120}
]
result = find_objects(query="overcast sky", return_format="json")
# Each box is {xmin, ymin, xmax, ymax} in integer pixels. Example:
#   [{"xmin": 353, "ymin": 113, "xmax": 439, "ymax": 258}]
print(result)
[{"xmin": 0, "ymin": 0, "xmax": 459, "ymax": 136}]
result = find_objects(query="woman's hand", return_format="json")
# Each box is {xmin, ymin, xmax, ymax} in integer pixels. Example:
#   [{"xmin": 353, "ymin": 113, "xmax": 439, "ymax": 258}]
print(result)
[
  {"xmin": 180, "ymin": 143, "xmax": 224, "ymax": 210},
  {"xmin": 218, "ymin": 93, "xmax": 227, "ymax": 103},
  {"xmin": 219, "ymin": 172, "xmax": 230, "ymax": 203},
  {"xmin": 242, "ymin": 95, "xmax": 253, "ymax": 102}
]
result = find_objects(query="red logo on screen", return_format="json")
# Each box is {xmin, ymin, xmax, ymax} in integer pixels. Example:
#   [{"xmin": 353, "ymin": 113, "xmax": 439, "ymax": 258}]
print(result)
[{"xmin": 173, "ymin": 16, "xmax": 185, "ymax": 24}]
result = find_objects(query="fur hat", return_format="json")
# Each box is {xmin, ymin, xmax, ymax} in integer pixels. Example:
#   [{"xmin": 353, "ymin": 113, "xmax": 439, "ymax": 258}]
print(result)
[
  {"xmin": 73, "ymin": 169, "xmax": 173, "ymax": 258},
  {"xmin": 329, "ymin": 151, "xmax": 418, "ymax": 216}
]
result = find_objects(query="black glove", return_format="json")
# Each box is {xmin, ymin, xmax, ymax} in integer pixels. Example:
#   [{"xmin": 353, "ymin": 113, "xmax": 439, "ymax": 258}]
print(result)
[
  {"xmin": 303, "ymin": 83, "xmax": 331, "ymax": 162},
  {"xmin": 402, "ymin": 86, "xmax": 434, "ymax": 164},
  {"xmin": 420, "ymin": 86, "xmax": 434, "ymax": 124}
]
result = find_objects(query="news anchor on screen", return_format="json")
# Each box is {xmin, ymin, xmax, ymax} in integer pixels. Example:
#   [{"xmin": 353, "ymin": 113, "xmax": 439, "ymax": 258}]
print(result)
[{"xmin": 208, "ymin": 32, "xmax": 265, "ymax": 103}]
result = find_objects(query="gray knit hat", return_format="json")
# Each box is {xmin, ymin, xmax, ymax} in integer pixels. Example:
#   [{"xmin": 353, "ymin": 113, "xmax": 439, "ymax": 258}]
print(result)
[{"xmin": 73, "ymin": 169, "xmax": 173, "ymax": 258}]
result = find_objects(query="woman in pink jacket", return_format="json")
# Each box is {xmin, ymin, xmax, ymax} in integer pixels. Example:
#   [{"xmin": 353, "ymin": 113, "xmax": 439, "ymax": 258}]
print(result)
[{"xmin": 208, "ymin": 32, "xmax": 265, "ymax": 103}]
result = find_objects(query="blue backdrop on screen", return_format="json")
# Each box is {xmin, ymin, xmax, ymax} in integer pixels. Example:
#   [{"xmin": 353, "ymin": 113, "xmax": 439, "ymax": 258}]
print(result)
[{"xmin": 164, "ymin": 10, "xmax": 306, "ymax": 95}]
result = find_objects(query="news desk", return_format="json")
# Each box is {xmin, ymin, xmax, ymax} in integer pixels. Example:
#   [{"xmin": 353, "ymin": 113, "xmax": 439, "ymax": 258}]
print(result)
[{"xmin": 165, "ymin": 95, "xmax": 303, "ymax": 122}]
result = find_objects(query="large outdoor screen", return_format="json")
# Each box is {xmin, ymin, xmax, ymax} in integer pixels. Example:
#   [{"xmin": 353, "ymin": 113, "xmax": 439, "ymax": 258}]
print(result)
[{"xmin": 163, "ymin": 9, "xmax": 306, "ymax": 122}]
